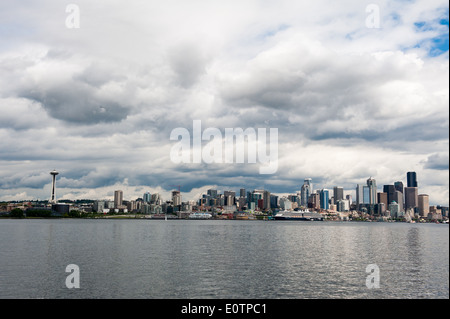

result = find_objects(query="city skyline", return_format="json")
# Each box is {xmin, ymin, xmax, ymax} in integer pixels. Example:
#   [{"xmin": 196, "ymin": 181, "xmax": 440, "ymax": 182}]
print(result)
[
  {"xmin": 4, "ymin": 169, "xmax": 447, "ymax": 210},
  {"xmin": 0, "ymin": 1, "xmax": 448, "ymax": 206}
]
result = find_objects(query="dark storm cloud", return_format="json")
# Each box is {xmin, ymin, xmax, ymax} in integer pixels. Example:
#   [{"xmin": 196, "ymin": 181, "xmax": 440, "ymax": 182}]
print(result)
[
  {"xmin": 0, "ymin": 0, "xmax": 448, "ymax": 205},
  {"xmin": 21, "ymin": 79, "xmax": 130, "ymax": 124},
  {"xmin": 423, "ymin": 153, "xmax": 449, "ymax": 170}
]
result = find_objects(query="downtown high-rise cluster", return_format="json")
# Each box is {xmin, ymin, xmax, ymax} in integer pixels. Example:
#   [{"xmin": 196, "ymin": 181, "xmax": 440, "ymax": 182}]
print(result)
[{"xmin": 95, "ymin": 170, "xmax": 446, "ymax": 221}]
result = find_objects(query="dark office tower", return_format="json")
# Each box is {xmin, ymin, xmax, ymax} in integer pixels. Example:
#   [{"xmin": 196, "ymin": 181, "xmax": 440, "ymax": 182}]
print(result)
[
  {"xmin": 207, "ymin": 189, "xmax": 218, "ymax": 198},
  {"xmin": 394, "ymin": 181, "xmax": 404, "ymax": 194},
  {"xmin": 263, "ymin": 190, "xmax": 271, "ymax": 210},
  {"xmin": 333, "ymin": 187, "xmax": 344, "ymax": 204},
  {"xmin": 407, "ymin": 172, "xmax": 418, "ymax": 188},
  {"xmin": 240, "ymin": 188, "xmax": 246, "ymax": 198},
  {"xmin": 224, "ymin": 191, "xmax": 236, "ymax": 206},
  {"xmin": 405, "ymin": 187, "xmax": 418, "ymax": 210},
  {"xmin": 270, "ymin": 194, "xmax": 279, "ymax": 209},
  {"xmin": 383, "ymin": 185, "xmax": 396, "ymax": 206}
]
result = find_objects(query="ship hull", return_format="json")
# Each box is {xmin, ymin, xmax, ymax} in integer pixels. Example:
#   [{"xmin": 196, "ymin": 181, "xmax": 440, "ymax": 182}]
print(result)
[{"xmin": 274, "ymin": 211, "xmax": 324, "ymax": 221}]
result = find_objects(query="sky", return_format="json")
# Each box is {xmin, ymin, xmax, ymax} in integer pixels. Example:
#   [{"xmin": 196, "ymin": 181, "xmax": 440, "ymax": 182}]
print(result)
[{"xmin": 0, "ymin": 0, "xmax": 448, "ymax": 205}]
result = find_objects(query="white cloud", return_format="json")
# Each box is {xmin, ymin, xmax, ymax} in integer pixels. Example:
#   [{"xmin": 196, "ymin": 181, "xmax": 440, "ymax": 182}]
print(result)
[{"xmin": 0, "ymin": 0, "xmax": 448, "ymax": 206}]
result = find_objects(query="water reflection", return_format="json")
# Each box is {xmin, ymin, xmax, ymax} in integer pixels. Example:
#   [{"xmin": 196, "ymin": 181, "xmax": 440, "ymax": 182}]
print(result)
[{"xmin": 0, "ymin": 220, "xmax": 447, "ymax": 299}]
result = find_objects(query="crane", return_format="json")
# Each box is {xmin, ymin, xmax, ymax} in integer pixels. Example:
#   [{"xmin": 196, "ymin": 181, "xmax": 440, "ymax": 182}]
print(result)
[{"xmin": 170, "ymin": 185, "xmax": 182, "ymax": 192}]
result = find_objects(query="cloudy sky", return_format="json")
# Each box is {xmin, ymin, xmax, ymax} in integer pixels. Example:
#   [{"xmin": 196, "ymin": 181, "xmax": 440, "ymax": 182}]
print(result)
[{"xmin": 0, "ymin": 0, "xmax": 448, "ymax": 205}]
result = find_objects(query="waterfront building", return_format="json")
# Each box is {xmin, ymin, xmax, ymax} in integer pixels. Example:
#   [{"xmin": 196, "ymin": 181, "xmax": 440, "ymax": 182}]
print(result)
[
  {"xmin": 389, "ymin": 201, "xmax": 399, "ymax": 218},
  {"xmin": 114, "ymin": 190, "xmax": 123, "ymax": 209},
  {"xmin": 288, "ymin": 194, "xmax": 299, "ymax": 205},
  {"xmin": 376, "ymin": 202, "xmax": 386, "ymax": 215},
  {"xmin": 377, "ymin": 192, "xmax": 388, "ymax": 212},
  {"xmin": 337, "ymin": 199, "xmax": 350, "ymax": 212},
  {"xmin": 93, "ymin": 200, "xmax": 105, "ymax": 213},
  {"xmin": 279, "ymin": 197, "xmax": 292, "ymax": 210},
  {"xmin": 270, "ymin": 194, "xmax": 279, "ymax": 209},
  {"xmin": 393, "ymin": 190, "xmax": 404, "ymax": 213},
  {"xmin": 418, "ymin": 194, "xmax": 429, "ymax": 217},
  {"xmin": 238, "ymin": 197, "xmax": 247, "ymax": 210},
  {"xmin": 346, "ymin": 194, "xmax": 352, "ymax": 205},
  {"xmin": 405, "ymin": 187, "xmax": 418, "ymax": 210}
]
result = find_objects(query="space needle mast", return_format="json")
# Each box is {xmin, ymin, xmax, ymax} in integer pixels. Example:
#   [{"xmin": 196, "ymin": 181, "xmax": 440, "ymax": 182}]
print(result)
[{"xmin": 50, "ymin": 170, "xmax": 59, "ymax": 203}]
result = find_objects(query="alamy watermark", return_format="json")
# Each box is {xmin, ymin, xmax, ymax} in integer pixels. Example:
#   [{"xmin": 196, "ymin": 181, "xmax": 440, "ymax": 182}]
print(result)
[
  {"xmin": 65, "ymin": 4, "xmax": 80, "ymax": 29},
  {"xmin": 170, "ymin": 120, "xmax": 278, "ymax": 174},
  {"xmin": 366, "ymin": 264, "xmax": 380, "ymax": 289},
  {"xmin": 365, "ymin": 4, "xmax": 381, "ymax": 29},
  {"xmin": 65, "ymin": 264, "xmax": 80, "ymax": 289}
]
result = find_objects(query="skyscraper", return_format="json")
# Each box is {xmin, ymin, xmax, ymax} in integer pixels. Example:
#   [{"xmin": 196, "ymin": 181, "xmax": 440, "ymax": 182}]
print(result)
[
  {"xmin": 377, "ymin": 192, "xmax": 388, "ymax": 212},
  {"xmin": 263, "ymin": 190, "xmax": 271, "ymax": 210},
  {"xmin": 172, "ymin": 190, "xmax": 182, "ymax": 206},
  {"xmin": 418, "ymin": 194, "xmax": 429, "ymax": 217},
  {"xmin": 320, "ymin": 189, "xmax": 329, "ymax": 210},
  {"xmin": 367, "ymin": 177, "xmax": 377, "ymax": 205},
  {"xmin": 393, "ymin": 190, "xmax": 404, "ymax": 213},
  {"xmin": 394, "ymin": 181, "xmax": 404, "ymax": 194},
  {"xmin": 207, "ymin": 189, "xmax": 218, "ymax": 198},
  {"xmin": 310, "ymin": 192, "xmax": 320, "ymax": 210},
  {"xmin": 224, "ymin": 191, "xmax": 236, "ymax": 206},
  {"xmin": 356, "ymin": 184, "xmax": 364, "ymax": 205},
  {"xmin": 301, "ymin": 178, "xmax": 313, "ymax": 207},
  {"xmin": 363, "ymin": 186, "xmax": 370, "ymax": 204},
  {"xmin": 333, "ymin": 186, "xmax": 344, "ymax": 204},
  {"xmin": 407, "ymin": 172, "xmax": 418, "ymax": 188},
  {"xmin": 405, "ymin": 187, "xmax": 418, "ymax": 210},
  {"xmin": 114, "ymin": 190, "xmax": 123, "ymax": 208},
  {"xmin": 383, "ymin": 185, "xmax": 395, "ymax": 207},
  {"xmin": 143, "ymin": 192, "xmax": 151, "ymax": 203}
]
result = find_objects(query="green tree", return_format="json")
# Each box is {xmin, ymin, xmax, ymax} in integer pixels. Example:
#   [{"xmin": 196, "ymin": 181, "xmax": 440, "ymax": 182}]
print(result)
[{"xmin": 10, "ymin": 208, "xmax": 24, "ymax": 218}]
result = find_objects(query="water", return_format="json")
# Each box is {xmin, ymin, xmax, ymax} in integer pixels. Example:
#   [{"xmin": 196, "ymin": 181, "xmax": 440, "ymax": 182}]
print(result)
[{"xmin": 0, "ymin": 219, "xmax": 448, "ymax": 299}]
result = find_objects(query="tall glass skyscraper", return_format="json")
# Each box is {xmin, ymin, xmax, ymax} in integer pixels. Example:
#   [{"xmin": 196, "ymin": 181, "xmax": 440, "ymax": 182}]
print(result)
[
  {"xmin": 301, "ymin": 178, "xmax": 313, "ymax": 207},
  {"xmin": 143, "ymin": 192, "xmax": 151, "ymax": 203},
  {"xmin": 366, "ymin": 177, "xmax": 377, "ymax": 205},
  {"xmin": 320, "ymin": 189, "xmax": 329, "ymax": 210},
  {"xmin": 407, "ymin": 172, "xmax": 418, "ymax": 187}
]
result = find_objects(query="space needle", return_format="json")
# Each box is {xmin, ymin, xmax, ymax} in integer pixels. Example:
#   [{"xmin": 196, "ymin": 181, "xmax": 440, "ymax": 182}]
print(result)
[{"xmin": 50, "ymin": 170, "xmax": 59, "ymax": 203}]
